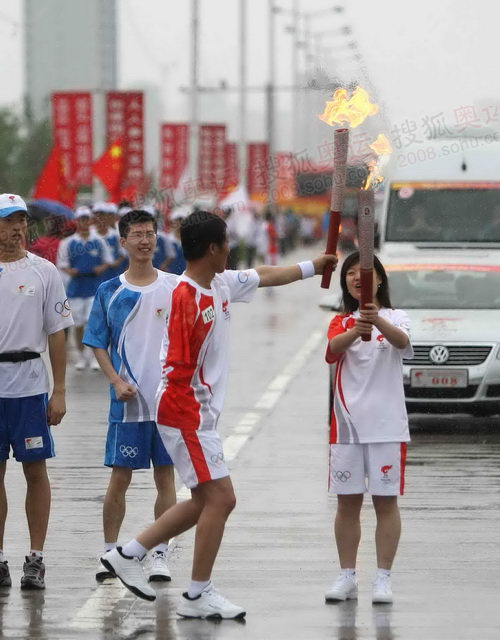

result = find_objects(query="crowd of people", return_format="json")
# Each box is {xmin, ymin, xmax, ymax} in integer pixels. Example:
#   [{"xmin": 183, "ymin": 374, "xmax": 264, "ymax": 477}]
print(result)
[
  {"xmin": 0, "ymin": 191, "xmax": 409, "ymax": 620},
  {"xmin": 28, "ymin": 201, "xmax": 187, "ymax": 371},
  {"xmin": 27, "ymin": 202, "xmax": 324, "ymax": 372}
]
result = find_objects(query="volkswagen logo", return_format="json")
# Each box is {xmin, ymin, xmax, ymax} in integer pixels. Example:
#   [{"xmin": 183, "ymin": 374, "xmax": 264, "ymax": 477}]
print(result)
[{"xmin": 429, "ymin": 345, "xmax": 450, "ymax": 364}]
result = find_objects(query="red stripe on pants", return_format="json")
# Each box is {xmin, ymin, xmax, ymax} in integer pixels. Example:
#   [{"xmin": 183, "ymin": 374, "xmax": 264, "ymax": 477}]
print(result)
[
  {"xmin": 400, "ymin": 443, "xmax": 407, "ymax": 495},
  {"xmin": 182, "ymin": 430, "xmax": 212, "ymax": 484}
]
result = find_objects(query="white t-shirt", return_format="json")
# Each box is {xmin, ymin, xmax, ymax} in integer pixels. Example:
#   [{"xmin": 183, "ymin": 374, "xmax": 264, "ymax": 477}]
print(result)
[
  {"xmin": 156, "ymin": 269, "xmax": 260, "ymax": 431},
  {"xmin": 326, "ymin": 308, "xmax": 413, "ymax": 444},
  {"xmin": 83, "ymin": 270, "xmax": 179, "ymax": 423},
  {"xmin": 0, "ymin": 252, "xmax": 74, "ymax": 397}
]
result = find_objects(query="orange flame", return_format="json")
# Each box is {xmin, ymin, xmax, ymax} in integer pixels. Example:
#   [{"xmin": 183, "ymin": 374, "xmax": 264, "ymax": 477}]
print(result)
[
  {"xmin": 319, "ymin": 86, "xmax": 379, "ymax": 128},
  {"xmin": 369, "ymin": 134, "xmax": 392, "ymax": 156},
  {"xmin": 363, "ymin": 161, "xmax": 385, "ymax": 191}
]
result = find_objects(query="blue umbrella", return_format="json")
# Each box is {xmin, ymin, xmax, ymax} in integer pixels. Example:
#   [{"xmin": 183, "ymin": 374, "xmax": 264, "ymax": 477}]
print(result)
[{"xmin": 28, "ymin": 199, "xmax": 75, "ymax": 220}]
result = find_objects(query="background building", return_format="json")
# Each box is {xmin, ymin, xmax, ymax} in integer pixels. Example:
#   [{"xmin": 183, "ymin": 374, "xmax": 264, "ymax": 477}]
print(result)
[{"xmin": 24, "ymin": 0, "xmax": 117, "ymax": 120}]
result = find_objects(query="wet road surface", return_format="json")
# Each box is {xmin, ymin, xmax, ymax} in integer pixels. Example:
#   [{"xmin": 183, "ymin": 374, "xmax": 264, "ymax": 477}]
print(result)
[{"xmin": 1, "ymin": 245, "xmax": 500, "ymax": 639}]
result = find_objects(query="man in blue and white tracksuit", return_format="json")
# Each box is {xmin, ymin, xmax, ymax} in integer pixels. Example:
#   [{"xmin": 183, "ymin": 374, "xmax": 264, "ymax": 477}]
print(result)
[
  {"xmin": 83, "ymin": 209, "xmax": 177, "ymax": 584},
  {"xmin": 57, "ymin": 206, "xmax": 112, "ymax": 370}
]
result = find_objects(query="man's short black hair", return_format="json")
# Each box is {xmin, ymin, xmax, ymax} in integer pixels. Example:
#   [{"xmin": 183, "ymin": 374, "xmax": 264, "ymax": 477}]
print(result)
[
  {"xmin": 118, "ymin": 210, "xmax": 158, "ymax": 238},
  {"xmin": 181, "ymin": 211, "xmax": 227, "ymax": 261}
]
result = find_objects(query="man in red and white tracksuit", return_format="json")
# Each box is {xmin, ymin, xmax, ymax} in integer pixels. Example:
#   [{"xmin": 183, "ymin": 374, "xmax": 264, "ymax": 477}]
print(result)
[{"xmin": 101, "ymin": 210, "xmax": 337, "ymax": 618}]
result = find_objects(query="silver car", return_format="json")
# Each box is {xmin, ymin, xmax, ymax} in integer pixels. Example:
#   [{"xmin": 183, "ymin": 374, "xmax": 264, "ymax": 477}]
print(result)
[{"xmin": 321, "ymin": 252, "xmax": 500, "ymax": 417}]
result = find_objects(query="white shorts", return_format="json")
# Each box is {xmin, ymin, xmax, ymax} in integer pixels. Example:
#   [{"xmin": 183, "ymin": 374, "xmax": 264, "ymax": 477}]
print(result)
[
  {"xmin": 69, "ymin": 297, "xmax": 94, "ymax": 327},
  {"xmin": 157, "ymin": 425, "xmax": 229, "ymax": 489},
  {"xmin": 329, "ymin": 442, "xmax": 407, "ymax": 496}
]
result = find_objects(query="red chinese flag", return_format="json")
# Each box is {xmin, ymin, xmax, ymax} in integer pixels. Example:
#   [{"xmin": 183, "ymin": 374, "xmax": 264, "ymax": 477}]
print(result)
[
  {"xmin": 33, "ymin": 144, "xmax": 77, "ymax": 207},
  {"xmin": 92, "ymin": 139, "xmax": 124, "ymax": 201}
]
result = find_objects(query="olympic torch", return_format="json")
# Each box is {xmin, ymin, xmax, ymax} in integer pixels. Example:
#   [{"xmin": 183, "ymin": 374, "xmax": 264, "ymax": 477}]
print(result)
[
  {"xmin": 318, "ymin": 87, "xmax": 380, "ymax": 289},
  {"xmin": 358, "ymin": 183, "xmax": 375, "ymax": 342},
  {"xmin": 358, "ymin": 134, "xmax": 393, "ymax": 341},
  {"xmin": 321, "ymin": 128, "xmax": 349, "ymax": 288}
]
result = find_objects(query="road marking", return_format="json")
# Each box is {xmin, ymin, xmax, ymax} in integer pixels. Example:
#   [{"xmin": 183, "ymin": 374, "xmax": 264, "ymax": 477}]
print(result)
[{"xmin": 70, "ymin": 322, "xmax": 326, "ymax": 629}]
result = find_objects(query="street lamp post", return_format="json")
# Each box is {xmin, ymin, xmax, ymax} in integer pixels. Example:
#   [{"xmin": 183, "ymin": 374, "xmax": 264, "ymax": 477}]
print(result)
[
  {"xmin": 267, "ymin": 0, "xmax": 277, "ymax": 210},
  {"xmin": 189, "ymin": 0, "xmax": 199, "ymax": 185}
]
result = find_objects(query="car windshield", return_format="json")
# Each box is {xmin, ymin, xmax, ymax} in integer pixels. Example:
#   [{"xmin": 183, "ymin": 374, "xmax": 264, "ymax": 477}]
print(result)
[
  {"xmin": 388, "ymin": 267, "xmax": 500, "ymax": 309},
  {"xmin": 385, "ymin": 184, "xmax": 500, "ymax": 243}
]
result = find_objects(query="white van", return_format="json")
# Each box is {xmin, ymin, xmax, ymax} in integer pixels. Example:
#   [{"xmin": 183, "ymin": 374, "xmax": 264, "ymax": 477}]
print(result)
[{"xmin": 379, "ymin": 134, "xmax": 500, "ymax": 251}]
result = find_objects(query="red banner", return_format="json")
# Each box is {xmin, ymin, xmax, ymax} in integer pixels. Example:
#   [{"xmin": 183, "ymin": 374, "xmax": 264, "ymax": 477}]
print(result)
[
  {"xmin": 106, "ymin": 92, "xmax": 144, "ymax": 195},
  {"xmin": 247, "ymin": 143, "xmax": 269, "ymax": 197},
  {"xmin": 52, "ymin": 92, "xmax": 93, "ymax": 187},
  {"xmin": 198, "ymin": 124, "xmax": 226, "ymax": 193},
  {"xmin": 276, "ymin": 152, "xmax": 296, "ymax": 203},
  {"xmin": 223, "ymin": 142, "xmax": 239, "ymax": 195},
  {"xmin": 160, "ymin": 123, "xmax": 189, "ymax": 191}
]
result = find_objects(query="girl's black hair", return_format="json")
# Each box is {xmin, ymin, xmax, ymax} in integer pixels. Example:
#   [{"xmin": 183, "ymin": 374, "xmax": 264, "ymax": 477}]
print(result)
[{"xmin": 340, "ymin": 251, "xmax": 393, "ymax": 313}]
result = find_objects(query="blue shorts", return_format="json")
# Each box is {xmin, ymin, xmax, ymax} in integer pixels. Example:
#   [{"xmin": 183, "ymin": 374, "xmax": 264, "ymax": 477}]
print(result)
[
  {"xmin": 105, "ymin": 421, "xmax": 173, "ymax": 470},
  {"xmin": 0, "ymin": 394, "xmax": 55, "ymax": 463}
]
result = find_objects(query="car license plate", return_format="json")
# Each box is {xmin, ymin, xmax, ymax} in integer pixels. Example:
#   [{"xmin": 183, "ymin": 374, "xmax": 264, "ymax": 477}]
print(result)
[{"xmin": 410, "ymin": 369, "xmax": 468, "ymax": 388}]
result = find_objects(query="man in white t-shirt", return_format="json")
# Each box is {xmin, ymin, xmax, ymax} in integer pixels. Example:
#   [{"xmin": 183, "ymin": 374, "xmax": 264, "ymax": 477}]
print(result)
[
  {"xmin": 101, "ymin": 210, "xmax": 337, "ymax": 617},
  {"xmin": 0, "ymin": 194, "xmax": 73, "ymax": 590}
]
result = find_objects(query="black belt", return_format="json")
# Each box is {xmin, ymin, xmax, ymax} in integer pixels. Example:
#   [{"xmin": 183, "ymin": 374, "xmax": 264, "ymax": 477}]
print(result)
[{"xmin": 0, "ymin": 352, "xmax": 41, "ymax": 363}]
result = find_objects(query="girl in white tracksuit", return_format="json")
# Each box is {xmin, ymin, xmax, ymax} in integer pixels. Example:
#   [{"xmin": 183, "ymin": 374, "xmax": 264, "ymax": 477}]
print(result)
[{"xmin": 324, "ymin": 251, "xmax": 413, "ymax": 605}]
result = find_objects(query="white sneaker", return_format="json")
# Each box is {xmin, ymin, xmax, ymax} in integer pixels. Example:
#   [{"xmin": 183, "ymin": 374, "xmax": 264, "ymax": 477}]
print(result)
[
  {"xmin": 96, "ymin": 559, "xmax": 115, "ymax": 582},
  {"xmin": 148, "ymin": 550, "xmax": 171, "ymax": 583},
  {"xmin": 325, "ymin": 573, "xmax": 358, "ymax": 602},
  {"xmin": 90, "ymin": 356, "xmax": 100, "ymax": 371},
  {"xmin": 372, "ymin": 574, "xmax": 393, "ymax": 604},
  {"xmin": 74, "ymin": 356, "xmax": 87, "ymax": 371},
  {"xmin": 177, "ymin": 585, "xmax": 246, "ymax": 619},
  {"xmin": 100, "ymin": 548, "xmax": 156, "ymax": 601}
]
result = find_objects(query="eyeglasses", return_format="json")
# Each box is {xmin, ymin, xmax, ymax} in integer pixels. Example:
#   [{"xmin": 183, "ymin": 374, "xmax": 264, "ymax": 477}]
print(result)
[{"xmin": 127, "ymin": 232, "xmax": 157, "ymax": 240}]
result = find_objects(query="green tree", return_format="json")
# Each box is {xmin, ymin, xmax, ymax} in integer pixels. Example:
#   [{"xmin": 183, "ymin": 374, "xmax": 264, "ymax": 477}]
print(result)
[
  {"xmin": 14, "ymin": 118, "xmax": 52, "ymax": 197},
  {"xmin": 0, "ymin": 108, "xmax": 21, "ymax": 192},
  {"xmin": 0, "ymin": 108, "xmax": 52, "ymax": 197}
]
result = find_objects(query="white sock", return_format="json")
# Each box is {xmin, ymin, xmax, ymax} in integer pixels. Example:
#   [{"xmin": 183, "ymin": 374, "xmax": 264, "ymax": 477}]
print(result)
[
  {"xmin": 341, "ymin": 568, "xmax": 356, "ymax": 577},
  {"xmin": 376, "ymin": 568, "xmax": 391, "ymax": 578},
  {"xmin": 30, "ymin": 550, "xmax": 43, "ymax": 558},
  {"xmin": 187, "ymin": 579, "xmax": 211, "ymax": 599},
  {"xmin": 153, "ymin": 543, "xmax": 168, "ymax": 554},
  {"xmin": 121, "ymin": 539, "xmax": 147, "ymax": 560},
  {"xmin": 104, "ymin": 542, "xmax": 117, "ymax": 552}
]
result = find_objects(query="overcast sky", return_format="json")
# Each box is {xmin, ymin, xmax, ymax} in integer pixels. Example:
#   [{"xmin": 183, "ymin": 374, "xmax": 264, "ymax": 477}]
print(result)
[{"xmin": 1, "ymin": 0, "xmax": 499, "ymax": 149}]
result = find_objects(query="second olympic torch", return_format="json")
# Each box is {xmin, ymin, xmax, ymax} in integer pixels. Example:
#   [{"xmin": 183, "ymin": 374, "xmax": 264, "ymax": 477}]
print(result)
[
  {"xmin": 321, "ymin": 127, "xmax": 349, "ymax": 289},
  {"xmin": 357, "ymin": 186, "xmax": 375, "ymax": 342}
]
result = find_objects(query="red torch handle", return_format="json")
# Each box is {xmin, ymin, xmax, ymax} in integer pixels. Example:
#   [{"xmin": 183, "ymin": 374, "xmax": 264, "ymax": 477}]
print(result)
[
  {"xmin": 360, "ymin": 268, "xmax": 373, "ymax": 342},
  {"xmin": 321, "ymin": 210, "xmax": 341, "ymax": 289}
]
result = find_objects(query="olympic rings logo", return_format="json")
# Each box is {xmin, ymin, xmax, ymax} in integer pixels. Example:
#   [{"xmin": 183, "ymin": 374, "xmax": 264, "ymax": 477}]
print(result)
[
  {"xmin": 333, "ymin": 470, "xmax": 351, "ymax": 483},
  {"xmin": 210, "ymin": 452, "xmax": 224, "ymax": 464},
  {"xmin": 55, "ymin": 299, "xmax": 71, "ymax": 317},
  {"xmin": 120, "ymin": 445, "xmax": 138, "ymax": 458}
]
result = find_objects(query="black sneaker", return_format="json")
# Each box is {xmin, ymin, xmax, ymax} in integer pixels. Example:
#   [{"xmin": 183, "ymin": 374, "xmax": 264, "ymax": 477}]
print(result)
[
  {"xmin": 21, "ymin": 555, "xmax": 45, "ymax": 590},
  {"xmin": 96, "ymin": 559, "xmax": 115, "ymax": 582},
  {"xmin": 0, "ymin": 560, "xmax": 11, "ymax": 587}
]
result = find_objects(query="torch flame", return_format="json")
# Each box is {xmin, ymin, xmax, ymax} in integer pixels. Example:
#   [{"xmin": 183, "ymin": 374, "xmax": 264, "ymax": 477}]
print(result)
[
  {"xmin": 319, "ymin": 86, "xmax": 379, "ymax": 129},
  {"xmin": 369, "ymin": 134, "xmax": 392, "ymax": 156},
  {"xmin": 363, "ymin": 161, "xmax": 385, "ymax": 191}
]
